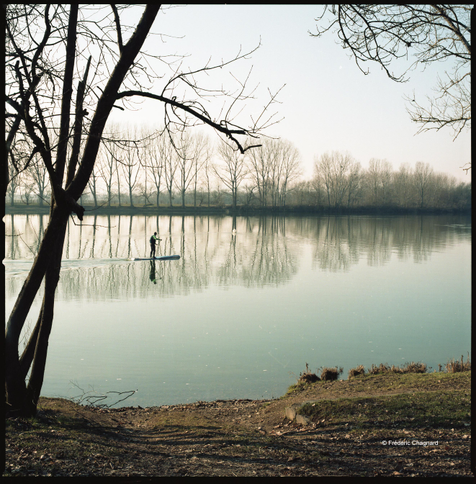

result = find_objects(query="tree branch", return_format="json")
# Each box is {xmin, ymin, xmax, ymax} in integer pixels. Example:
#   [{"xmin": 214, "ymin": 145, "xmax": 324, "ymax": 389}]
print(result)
[
  {"xmin": 110, "ymin": 4, "xmax": 124, "ymax": 53},
  {"xmin": 115, "ymin": 89, "xmax": 255, "ymax": 153},
  {"xmin": 66, "ymin": 56, "xmax": 92, "ymax": 187}
]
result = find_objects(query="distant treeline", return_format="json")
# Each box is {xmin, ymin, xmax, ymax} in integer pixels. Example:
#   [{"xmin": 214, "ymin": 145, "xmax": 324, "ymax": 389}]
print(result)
[{"xmin": 5, "ymin": 127, "xmax": 471, "ymax": 213}]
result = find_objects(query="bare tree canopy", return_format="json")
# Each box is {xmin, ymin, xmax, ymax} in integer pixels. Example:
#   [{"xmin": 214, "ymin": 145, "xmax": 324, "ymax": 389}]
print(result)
[{"xmin": 311, "ymin": 5, "xmax": 471, "ymax": 139}]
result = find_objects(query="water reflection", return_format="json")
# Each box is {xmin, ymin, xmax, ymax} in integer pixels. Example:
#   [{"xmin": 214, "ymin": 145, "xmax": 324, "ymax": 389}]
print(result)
[
  {"xmin": 4, "ymin": 213, "xmax": 471, "ymax": 302},
  {"xmin": 302, "ymin": 215, "xmax": 469, "ymax": 271}
]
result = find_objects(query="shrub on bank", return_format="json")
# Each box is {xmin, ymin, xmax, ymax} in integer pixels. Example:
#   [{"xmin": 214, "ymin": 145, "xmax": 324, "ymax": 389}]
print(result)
[
  {"xmin": 297, "ymin": 363, "xmax": 320, "ymax": 384},
  {"xmin": 320, "ymin": 366, "xmax": 344, "ymax": 381},
  {"xmin": 365, "ymin": 361, "xmax": 427, "ymax": 376},
  {"xmin": 348, "ymin": 364, "xmax": 365, "ymax": 378},
  {"xmin": 441, "ymin": 354, "xmax": 471, "ymax": 373},
  {"xmin": 297, "ymin": 363, "xmax": 344, "ymax": 384}
]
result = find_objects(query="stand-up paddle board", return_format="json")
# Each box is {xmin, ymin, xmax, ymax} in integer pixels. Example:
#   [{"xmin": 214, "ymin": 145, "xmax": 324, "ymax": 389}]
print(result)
[{"xmin": 132, "ymin": 255, "xmax": 180, "ymax": 261}]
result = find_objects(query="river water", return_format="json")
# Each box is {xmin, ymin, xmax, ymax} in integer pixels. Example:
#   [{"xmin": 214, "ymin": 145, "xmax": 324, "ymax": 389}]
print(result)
[{"xmin": 4, "ymin": 213, "xmax": 471, "ymax": 407}]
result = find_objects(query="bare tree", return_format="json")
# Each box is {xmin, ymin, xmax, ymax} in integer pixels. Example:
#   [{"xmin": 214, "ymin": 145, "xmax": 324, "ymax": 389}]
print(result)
[
  {"xmin": 170, "ymin": 130, "xmax": 210, "ymax": 208},
  {"xmin": 6, "ymin": 161, "xmax": 22, "ymax": 206},
  {"xmin": 191, "ymin": 133, "xmax": 211, "ymax": 208},
  {"xmin": 97, "ymin": 133, "xmax": 121, "ymax": 207},
  {"xmin": 19, "ymin": 172, "xmax": 36, "ymax": 205},
  {"xmin": 346, "ymin": 161, "xmax": 362, "ymax": 208},
  {"xmin": 314, "ymin": 151, "xmax": 357, "ymax": 208},
  {"xmin": 311, "ymin": 5, "xmax": 471, "ymax": 140},
  {"xmin": 431, "ymin": 172, "xmax": 456, "ymax": 209},
  {"xmin": 4, "ymin": 4, "xmax": 281, "ymax": 416},
  {"xmin": 271, "ymin": 139, "xmax": 302, "ymax": 208},
  {"xmin": 163, "ymin": 139, "xmax": 178, "ymax": 207},
  {"xmin": 413, "ymin": 161, "xmax": 434, "ymax": 208},
  {"xmin": 308, "ymin": 177, "xmax": 325, "ymax": 207},
  {"xmin": 5, "ymin": 133, "xmax": 34, "ymax": 205},
  {"xmin": 143, "ymin": 130, "xmax": 166, "ymax": 207},
  {"xmin": 87, "ymin": 168, "xmax": 101, "ymax": 209},
  {"xmin": 174, "ymin": 131, "xmax": 195, "ymax": 208},
  {"xmin": 119, "ymin": 127, "xmax": 142, "ymax": 208},
  {"xmin": 27, "ymin": 157, "xmax": 49, "ymax": 207},
  {"xmin": 393, "ymin": 163, "xmax": 414, "ymax": 208},
  {"xmin": 365, "ymin": 159, "xmax": 393, "ymax": 206},
  {"xmin": 214, "ymin": 139, "xmax": 249, "ymax": 209},
  {"xmin": 314, "ymin": 153, "xmax": 333, "ymax": 208},
  {"xmin": 201, "ymin": 142, "xmax": 214, "ymax": 207},
  {"xmin": 247, "ymin": 138, "xmax": 302, "ymax": 208},
  {"xmin": 247, "ymin": 140, "xmax": 272, "ymax": 207}
]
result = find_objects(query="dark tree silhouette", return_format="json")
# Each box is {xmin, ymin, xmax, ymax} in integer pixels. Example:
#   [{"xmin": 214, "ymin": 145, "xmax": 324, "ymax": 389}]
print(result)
[
  {"xmin": 311, "ymin": 5, "xmax": 471, "ymax": 140},
  {"xmin": 4, "ymin": 4, "xmax": 281, "ymax": 416}
]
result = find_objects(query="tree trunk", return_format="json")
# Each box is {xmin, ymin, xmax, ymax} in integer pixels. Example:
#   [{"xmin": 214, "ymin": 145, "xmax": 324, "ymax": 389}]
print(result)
[
  {"xmin": 5, "ymin": 204, "xmax": 69, "ymax": 416},
  {"xmin": 26, "ymin": 219, "xmax": 66, "ymax": 407},
  {"xmin": 232, "ymin": 183, "xmax": 237, "ymax": 210},
  {"xmin": 129, "ymin": 185, "xmax": 134, "ymax": 207},
  {"xmin": 5, "ymin": 4, "xmax": 161, "ymax": 417}
]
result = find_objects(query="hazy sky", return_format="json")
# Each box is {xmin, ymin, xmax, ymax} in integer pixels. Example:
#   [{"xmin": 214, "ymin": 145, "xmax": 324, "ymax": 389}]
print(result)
[{"xmin": 110, "ymin": 5, "xmax": 471, "ymax": 182}]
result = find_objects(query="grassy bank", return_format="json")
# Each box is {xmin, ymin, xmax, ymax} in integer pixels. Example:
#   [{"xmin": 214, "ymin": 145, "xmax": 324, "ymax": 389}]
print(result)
[
  {"xmin": 287, "ymin": 356, "xmax": 471, "ymax": 393},
  {"xmin": 298, "ymin": 389, "xmax": 470, "ymax": 430},
  {"xmin": 286, "ymin": 372, "xmax": 471, "ymax": 430}
]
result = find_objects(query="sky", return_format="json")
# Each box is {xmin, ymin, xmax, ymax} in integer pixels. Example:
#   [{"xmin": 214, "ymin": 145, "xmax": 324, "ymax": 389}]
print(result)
[{"xmin": 109, "ymin": 4, "xmax": 471, "ymax": 182}]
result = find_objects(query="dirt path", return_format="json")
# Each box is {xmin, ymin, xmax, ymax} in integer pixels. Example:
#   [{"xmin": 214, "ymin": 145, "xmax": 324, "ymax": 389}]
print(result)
[{"xmin": 4, "ymin": 372, "xmax": 473, "ymax": 478}]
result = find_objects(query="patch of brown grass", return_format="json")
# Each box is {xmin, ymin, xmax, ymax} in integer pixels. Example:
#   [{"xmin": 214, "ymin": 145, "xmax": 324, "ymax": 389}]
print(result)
[
  {"xmin": 356, "ymin": 361, "xmax": 427, "ymax": 375},
  {"xmin": 347, "ymin": 364, "xmax": 365, "ymax": 378},
  {"xmin": 297, "ymin": 363, "xmax": 320, "ymax": 383},
  {"xmin": 366, "ymin": 361, "xmax": 428, "ymax": 375},
  {"xmin": 320, "ymin": 366, "xmax": 343, "ymax": 381},
  {"xmin": 348, "ymin": 355, "xmax": 471, "ymax": 378},
  {"xmin": 442, "ymin": 354, "xmax": 471, "ymax": 373}
]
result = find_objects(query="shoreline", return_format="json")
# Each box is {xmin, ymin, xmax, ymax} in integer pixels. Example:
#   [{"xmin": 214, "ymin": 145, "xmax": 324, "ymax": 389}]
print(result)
[
  {"xmin": 54, "ymin": 359, "xmax": 472, "ymax": 412},
  {"xmin": 4, "ymin": 203, "xmax": 472, "ymax": 217}
]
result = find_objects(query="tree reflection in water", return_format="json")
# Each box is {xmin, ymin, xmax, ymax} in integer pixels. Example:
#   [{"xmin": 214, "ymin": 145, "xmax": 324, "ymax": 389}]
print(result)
[
  {"xmin": 4, "ymin": 213, "xmax": 471, "ymax": 301},
  {"xmin": 4, "ymin": 213, "xmax": 471, "ymax": 407}
]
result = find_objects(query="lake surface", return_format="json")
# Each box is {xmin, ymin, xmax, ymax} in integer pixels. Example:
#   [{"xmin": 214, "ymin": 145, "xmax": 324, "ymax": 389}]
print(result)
[{"xmin": 4, "ymin": 213, "xmax": 472, "ymax": 408}]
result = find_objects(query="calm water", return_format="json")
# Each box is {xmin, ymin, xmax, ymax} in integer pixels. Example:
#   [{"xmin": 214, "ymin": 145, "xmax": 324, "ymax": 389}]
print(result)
[{"xmin": 4, "ymin": 213, "xmax": 471, "ymax": 408}]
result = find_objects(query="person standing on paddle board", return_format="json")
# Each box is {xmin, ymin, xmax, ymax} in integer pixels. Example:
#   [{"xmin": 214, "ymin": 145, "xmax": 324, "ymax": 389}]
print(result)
[{"xmin": 149, "ymin": 232, "xmax": 161, "ymax": 258}]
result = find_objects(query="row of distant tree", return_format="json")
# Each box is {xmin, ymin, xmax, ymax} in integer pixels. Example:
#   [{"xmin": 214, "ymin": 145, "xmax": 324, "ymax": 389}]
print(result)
[
  {"xmin": 6, "ymin": 128, "xmax": 471, "ymax": 211},
  {"xmin": 303, "ymin": 152, "xmax": 471, "ymax": 210}
]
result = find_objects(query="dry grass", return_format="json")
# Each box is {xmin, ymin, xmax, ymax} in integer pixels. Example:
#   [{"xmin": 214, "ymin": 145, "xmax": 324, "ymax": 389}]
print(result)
[
  {"xmin": 297, "ymin": 363, "xmax": 320, "ymax": 383},
  {"xmin": 320, "ymin": 366, "xmax": 343, "ymax": 381},
  {"xmin": 292, "ymin": 356, "xmax": 471, "ymax": 395},
  {"xmin": 347, "ymin": 364, "xmax": 365, "ymax": 378},
  {"xmin": 345, "ymin": 361, "xmax": 428, "ymax": 379},
  {"xmin": 297, "ymin": 363, "xmax": 344, "ymax": 384},
  {"xmin": 366, "ymin": 361, "xmax": 427, "ymax": 375},
  {"xmin": 348, "ymin": 354, "xmax": 471, "ymax": 378},
  {"xmin": 442, "ymin": 354, "xmax": 471, "ymax": 373}
]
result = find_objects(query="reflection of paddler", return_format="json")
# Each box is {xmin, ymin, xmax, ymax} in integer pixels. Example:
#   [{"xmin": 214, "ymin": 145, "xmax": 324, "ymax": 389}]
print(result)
[
  {"xmin": 149, "ymin": 232, "xmax": 161, "ymax": 258},
  {"xmin": 149, "ymin": 259, "xmax": 157, "ymax": 284}
]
